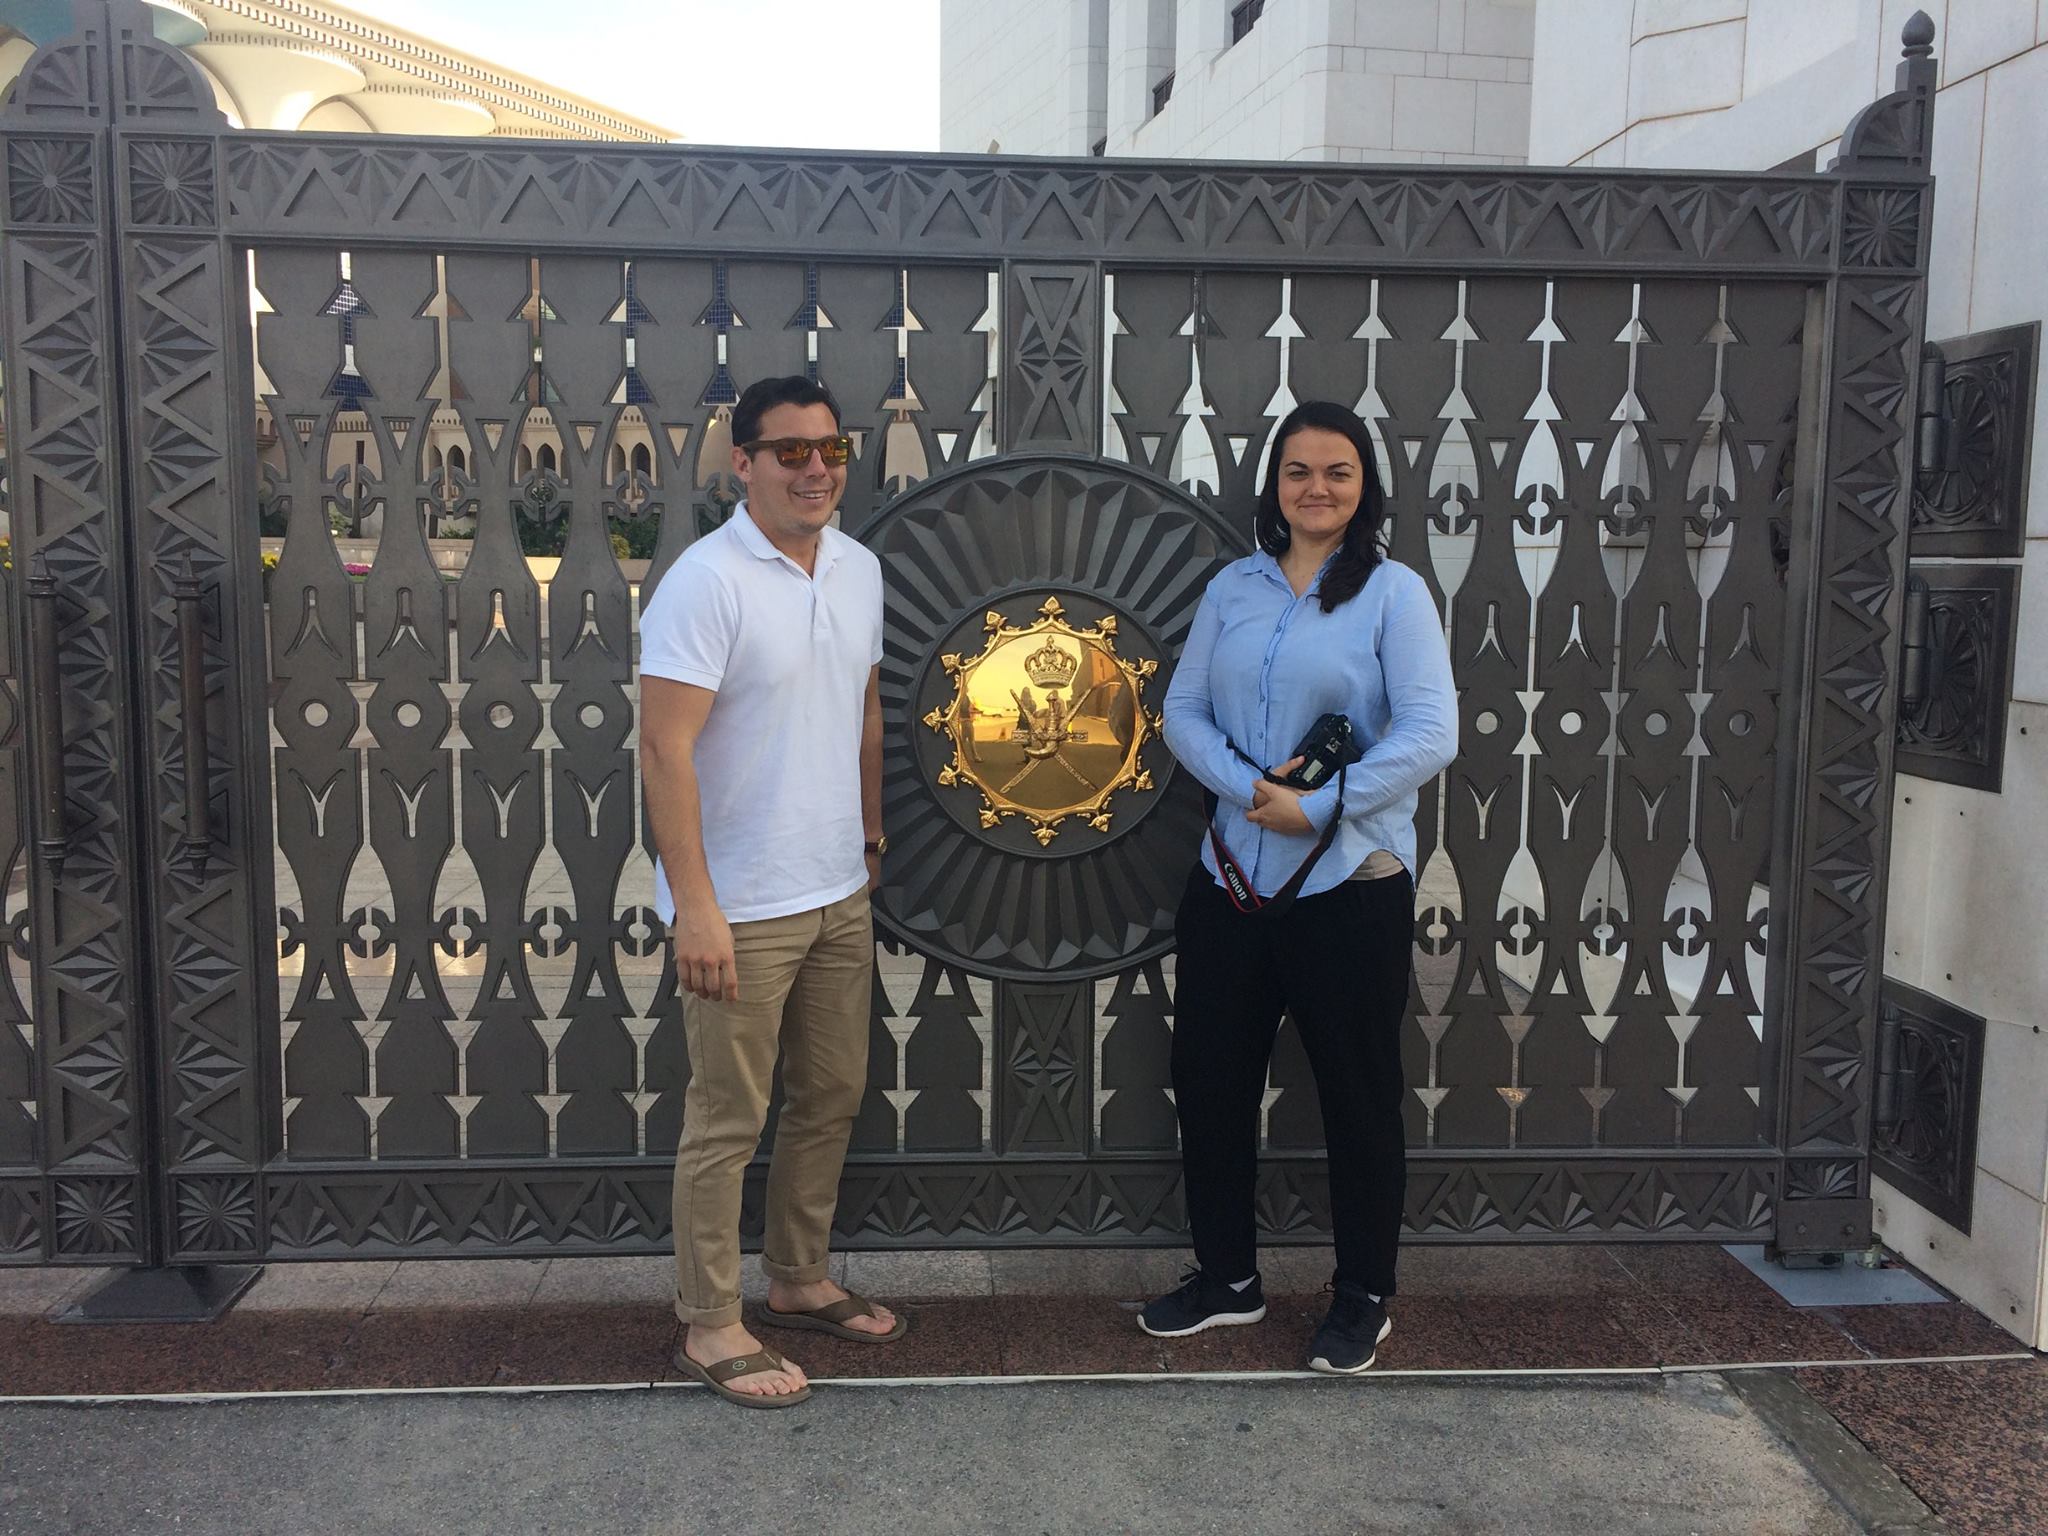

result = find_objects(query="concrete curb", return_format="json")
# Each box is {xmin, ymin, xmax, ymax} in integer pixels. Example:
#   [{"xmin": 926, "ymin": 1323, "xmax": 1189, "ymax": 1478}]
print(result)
[{"xmin": 1723, "ymin": 1368, "xmax": 1952, "ymax": 1535}]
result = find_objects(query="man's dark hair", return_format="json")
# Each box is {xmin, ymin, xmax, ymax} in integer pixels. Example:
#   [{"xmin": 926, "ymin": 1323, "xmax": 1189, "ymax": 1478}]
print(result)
[
  {"xmin": 732, "ymin": 376, "xmax": 842, "ymax": 447},
  {"xmin": 1252, "ymin": 399, "xmax": 1387, "ymax": 613}
]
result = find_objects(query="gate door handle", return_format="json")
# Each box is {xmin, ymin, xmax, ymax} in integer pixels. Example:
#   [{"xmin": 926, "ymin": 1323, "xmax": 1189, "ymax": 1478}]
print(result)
[
  {"xmin": 172, "ymin": 559, "xmax": 213, "ymax": 857},
  {"xmin": 25, "ymin": 556, "xmax": 67, "ymax": 874}
]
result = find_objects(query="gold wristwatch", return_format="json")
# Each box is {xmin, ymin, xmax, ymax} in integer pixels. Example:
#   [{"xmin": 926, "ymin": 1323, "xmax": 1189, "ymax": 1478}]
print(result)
[{"xmin": 864, "ymin": 835, "xmax": 888, "ymax": 855}]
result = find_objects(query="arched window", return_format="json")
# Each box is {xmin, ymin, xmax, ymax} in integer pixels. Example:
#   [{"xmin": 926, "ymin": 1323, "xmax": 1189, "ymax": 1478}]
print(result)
[
  {"xmin": 447, "ymin": 445, "xmax": 466, "ymax": 474},
  {"xmin": 631, "ymin": 442, "xmax": 652, "ymax": 475},
  {"xmin": 428, "ymin": 445, "xmax": 444, "ymax": 473},
  {"xmin": 517, "ymin": 444, "xmax": 533, "ymax": 476},
  {"xmin": 610, "ymin": 444, "xmax": 627, "ymax": 478},
  {"xmin": 537, "ymin": 443, "xmax": 557, "ymax": 473}
]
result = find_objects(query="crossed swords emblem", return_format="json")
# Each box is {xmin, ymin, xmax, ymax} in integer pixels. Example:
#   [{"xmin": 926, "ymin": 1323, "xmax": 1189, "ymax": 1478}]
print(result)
[
  {"xmin": 923, "ymin": 597, "xmax": 1158, "ymax": 847},
  {"xmin": 996, "ymin": 677, "xmax": 1112, "ymax": 798}
]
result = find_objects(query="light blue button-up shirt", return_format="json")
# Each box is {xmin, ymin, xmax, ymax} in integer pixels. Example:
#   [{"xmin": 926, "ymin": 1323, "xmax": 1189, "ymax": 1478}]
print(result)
[{"xmin": 1163, "ymin": 552, "xmax": 1458, "ymax": 899}]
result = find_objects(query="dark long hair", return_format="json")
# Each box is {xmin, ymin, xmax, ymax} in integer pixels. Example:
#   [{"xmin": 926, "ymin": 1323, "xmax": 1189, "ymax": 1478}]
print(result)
[{"xmin": 1253, "ymin": 400, "xmax": 1386, "ymax": 613}]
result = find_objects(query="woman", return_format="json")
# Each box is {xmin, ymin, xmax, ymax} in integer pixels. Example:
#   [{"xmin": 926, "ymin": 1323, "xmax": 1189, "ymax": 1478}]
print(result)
[{"xmin": 1140, "ymin": 400, "xmax": 1458, "ymax": 1374}]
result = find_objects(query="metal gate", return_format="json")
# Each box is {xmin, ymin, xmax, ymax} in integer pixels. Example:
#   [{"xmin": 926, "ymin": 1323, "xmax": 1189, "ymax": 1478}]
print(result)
[{"xmin": 0, "ymin": 1, "xmax": 1938, "ymax": 1269}]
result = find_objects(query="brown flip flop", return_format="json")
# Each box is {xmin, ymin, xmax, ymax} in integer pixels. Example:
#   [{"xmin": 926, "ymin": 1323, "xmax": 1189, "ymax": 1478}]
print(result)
[
  {"xmin": 672, "ymin": 1344, "xmax": 812, "ymax": 1408},
  {"xmin": 758, "ymin": 1291, "xmax": 908, "ymax": 1343}
]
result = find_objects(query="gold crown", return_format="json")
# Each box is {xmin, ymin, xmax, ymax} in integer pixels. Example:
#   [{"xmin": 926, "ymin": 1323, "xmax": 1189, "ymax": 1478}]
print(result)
[{"xmin": 1024, "ymin": 640, "xmax": 1079, "ymax": 690}]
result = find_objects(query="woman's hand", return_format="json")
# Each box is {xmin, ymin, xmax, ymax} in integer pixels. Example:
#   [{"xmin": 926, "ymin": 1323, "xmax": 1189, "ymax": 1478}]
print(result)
[{"xmin": 1248, "ymin": 757, "xmax": 1315, "ymax": 835}]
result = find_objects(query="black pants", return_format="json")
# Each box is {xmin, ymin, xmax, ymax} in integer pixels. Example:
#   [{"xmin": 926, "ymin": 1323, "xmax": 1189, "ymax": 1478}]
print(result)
[{"xmin": 1171, "ymin": 865, "xmax": 1412, "ymax": 1296}]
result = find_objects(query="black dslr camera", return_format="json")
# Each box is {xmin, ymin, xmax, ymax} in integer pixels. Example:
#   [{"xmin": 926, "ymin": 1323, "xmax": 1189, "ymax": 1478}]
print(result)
[{"xmin": 1272, "ymin": 712, "xmax": 1363, "ymax": 791}]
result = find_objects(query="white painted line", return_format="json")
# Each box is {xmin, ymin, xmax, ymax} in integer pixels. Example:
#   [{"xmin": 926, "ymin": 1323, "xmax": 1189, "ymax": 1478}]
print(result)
[
  {"xmin": 1664, "ymin": 1351, "xmax": 2033, "ymax": 1374},
  {"xmin": 1, "ymin": 1352, "xmax": 2029, "ymax": 1408},
  {"xmin": 702, "ymin": 1366, "xmax": 1667, "ymax": 1389},
  {"xmin": 0, "ymin": 1365, "xmax": 1653, "ymax": 1406},
  {"xmin": 0, "ymin": 1380, "xmax": 664, "ymax": 1407}
]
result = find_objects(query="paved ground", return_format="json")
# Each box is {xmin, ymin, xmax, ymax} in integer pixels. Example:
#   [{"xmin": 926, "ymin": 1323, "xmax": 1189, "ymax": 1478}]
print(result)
[
  {"xmin": 0, "ymin": 1375, "xmax": 1864, "ymax": 1536},
  {"xmin": 6, "ymin": 1243, "xmax": 2035, "ymax": 1532},
  {"xmin": 3, "ymin": 1246, "xmax": 2029, "ymax": 1393}
]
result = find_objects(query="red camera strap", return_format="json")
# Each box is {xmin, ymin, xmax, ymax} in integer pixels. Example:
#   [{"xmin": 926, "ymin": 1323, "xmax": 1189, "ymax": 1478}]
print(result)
[{"xmin": 1203, "ymin": 757, "xmax": 1348, "ymax": 918}]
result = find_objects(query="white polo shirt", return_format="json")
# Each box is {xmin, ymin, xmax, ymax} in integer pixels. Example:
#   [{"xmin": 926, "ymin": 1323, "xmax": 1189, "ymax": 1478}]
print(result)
[{"xmin": 639, "ymin": 502, "xmax": 883, "ymax": 924}]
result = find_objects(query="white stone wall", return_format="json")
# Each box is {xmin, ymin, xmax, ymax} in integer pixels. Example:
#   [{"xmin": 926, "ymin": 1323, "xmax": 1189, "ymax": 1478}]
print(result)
[
  {"xmin": 1535, "ymin": 0, "xmax": 2048, "ymax": 1350},
  {"xmin": 940, "ymin": 0, "xmax": 1109, "ymax": 155},
  {"xmin": 1883, "ymin": 9, "xmax": 2048, "ymax": 1356},
  {"xmin": 941, "ymin": 0, "xmax": 1535, "ymax": 163},
  {"xmin": 1531, "ymin": 0, "xmax": 1876, "ymax": 170}
]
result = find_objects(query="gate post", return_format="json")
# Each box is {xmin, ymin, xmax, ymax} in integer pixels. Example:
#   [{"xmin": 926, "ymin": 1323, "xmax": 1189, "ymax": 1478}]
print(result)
[
  {"xmin": 1766, "ymin": 14, "xmax": 1937, "ymax": 1255},
  {"xmin": 0, "ymin": 0, "xmax": 161, "ymax": 1274},
  {"xmin": 102, "ymin": 0, "xmax": 277, "ymax": 1291},
  {"xmin": 0, "ymin": 0, "xmax": 272, "ymax": 1312}
]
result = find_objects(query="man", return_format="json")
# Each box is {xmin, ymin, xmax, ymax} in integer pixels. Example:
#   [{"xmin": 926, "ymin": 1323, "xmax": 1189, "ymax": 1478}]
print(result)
[{"xmin": 640, "ymin": 376, "xmax": 902, "ymax": 1408}]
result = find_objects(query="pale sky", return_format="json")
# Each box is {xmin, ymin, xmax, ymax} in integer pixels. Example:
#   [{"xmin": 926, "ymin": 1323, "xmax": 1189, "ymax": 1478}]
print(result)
[{"xmin": 338, "ymin": 0, "xmax": 942, "ymax": 151}]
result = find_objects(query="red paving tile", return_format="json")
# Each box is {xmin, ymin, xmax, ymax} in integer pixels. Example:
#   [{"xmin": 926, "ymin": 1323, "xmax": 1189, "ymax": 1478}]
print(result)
[
  {"xmin": 1395, "ymin": 1244, "xmax": 1637, "ymax": 1298},
  {"xmin": 0, "ymin": 1313, "xmax": 358, "ymax": 1397},
  {"xmin": 1638, "ymin": 1296, "xmax": 1866, "ymax": 1365},
  {"xmin": 1596, "ymin": 1290, "xmax": 1712, "ymax": 1366},
  {"xmin": 493, "ymin": 1303, "xmax": 677, "ymax": 1386},
  {"xmin": 1161, "ymin": 1305, "xmax": 1317, "ymax": 1373},
  {"xmin": 996, "ymin": 1295, "xmax": 1169, "ymax": 1375},
  {"xmin": 744, "ymin": 1296, "xmax": 1003, "ymax": 1380},
  {"xmin": 1375, "ymin": 1296, "xmax": 1487, "ymax": 1371},
  {"xmin": 1796, "ymin": 1359, "xmax": 2048, "ymax": 1536},
  {"xmin": 1606, "ymin": 1242, "xmax": 1781, "ymax": 1301},
  {"xmin": 986, "ymin": 1292, "xmax": 1500, "ymax": 1375},
  {"xmin": 1811, "ymin": 1302, "xmax": 2029, "ymax": 1360},
  {"xmin": 326, "ymin": 1308, "xmax": 519, "ymax": 1390},
  {"xmin": 1451, "ymin": 1296, "xmax": 1656, "ymax": 1370}
]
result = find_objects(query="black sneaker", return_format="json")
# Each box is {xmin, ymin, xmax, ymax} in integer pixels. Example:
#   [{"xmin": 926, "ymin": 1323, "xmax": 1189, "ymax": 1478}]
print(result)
[
  {"xmin": 1137, "ymin": 1267, "xmax": 1267, "ymax": 1337},
  {"xmin": 1308, "ymin": 1281, "xmax": 1391, "ymax": 1374}
]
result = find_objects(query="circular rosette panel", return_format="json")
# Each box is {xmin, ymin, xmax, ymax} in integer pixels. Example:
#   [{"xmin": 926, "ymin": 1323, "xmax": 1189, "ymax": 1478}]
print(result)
[{"xmin": 856, "ymin": 455, "xmax": 1250, "ymax": 979}]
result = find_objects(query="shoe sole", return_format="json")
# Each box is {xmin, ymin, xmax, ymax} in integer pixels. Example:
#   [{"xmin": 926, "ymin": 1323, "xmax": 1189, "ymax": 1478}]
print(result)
[
  {"xmin": 1308, "ymin": 1315, "xmax": 1393, "ymax": 1375},
  {"xmin": 1137, "ymin": 1304, "xmax": 1267, "ymax": 1339}
]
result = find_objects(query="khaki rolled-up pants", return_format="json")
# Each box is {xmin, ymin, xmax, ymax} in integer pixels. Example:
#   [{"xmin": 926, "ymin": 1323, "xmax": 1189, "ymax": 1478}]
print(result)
[{"xmin": 672, "ymin": 888, "xmax": 873, "ymax": 1328}]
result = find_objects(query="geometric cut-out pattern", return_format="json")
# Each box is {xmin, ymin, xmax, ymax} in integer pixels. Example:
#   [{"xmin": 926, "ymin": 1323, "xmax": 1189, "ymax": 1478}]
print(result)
[{"xmin": 0, "ymin": 9, "xmax": 1937, "ymax": 1261}]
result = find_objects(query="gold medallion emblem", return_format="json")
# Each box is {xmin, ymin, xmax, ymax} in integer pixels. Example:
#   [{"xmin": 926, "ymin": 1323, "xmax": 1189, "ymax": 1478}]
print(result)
[{"xmin": 921, "ymin": 596, "xmax": 1160, "ymax": 846}]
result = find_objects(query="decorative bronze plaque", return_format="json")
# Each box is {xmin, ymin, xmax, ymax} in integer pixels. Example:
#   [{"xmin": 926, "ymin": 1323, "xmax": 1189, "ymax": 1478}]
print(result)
[
  {"xmin": 861, "ymin": 454, "xmax": 1244, "ymax": 978},
  {"xmin": 922, "ymin": 597, "xmax": 1159, "ymax": 845}
]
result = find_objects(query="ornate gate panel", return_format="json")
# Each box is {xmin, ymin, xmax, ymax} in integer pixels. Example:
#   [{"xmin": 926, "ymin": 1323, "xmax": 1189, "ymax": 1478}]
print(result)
[
  {"xmin": 0, "ymin": 2, "xmax": 280, "ymax": 1271},
  {"xmin": 0, "ymin": 1, "xmax": 1939, "ymax": 1265},
  {"xmin": 0, "ymin": 4, "xmax": 237, "ymax": 1265}
]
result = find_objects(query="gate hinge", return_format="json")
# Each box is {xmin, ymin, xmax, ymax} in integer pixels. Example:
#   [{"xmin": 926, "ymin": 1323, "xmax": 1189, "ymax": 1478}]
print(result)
[{"xmin": 1898, "ymin": 573, "xmax": 1931, "ymax": 718}]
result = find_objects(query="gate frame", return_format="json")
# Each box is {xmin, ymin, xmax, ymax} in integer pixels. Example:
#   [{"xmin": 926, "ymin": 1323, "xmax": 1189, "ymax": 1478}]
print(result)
[{"xmin": 0, "ymin": 0, "xmax": 1938, "ymax": 1269}]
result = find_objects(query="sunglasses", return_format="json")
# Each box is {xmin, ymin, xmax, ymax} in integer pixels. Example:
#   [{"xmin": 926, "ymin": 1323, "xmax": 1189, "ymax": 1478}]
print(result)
[{"xmin": 741, "ymin": 434, "xmax": 854, "ymax": 468}]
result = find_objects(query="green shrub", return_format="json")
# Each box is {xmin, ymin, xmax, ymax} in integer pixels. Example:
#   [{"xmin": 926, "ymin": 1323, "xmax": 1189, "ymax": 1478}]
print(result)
[
  {"xmin": 610, "ymin": 514, "xmax": 662, "ymax": 560},
  {"xmin": 515, "ymin": 512, "xmax": 567, "ymax": 558}
]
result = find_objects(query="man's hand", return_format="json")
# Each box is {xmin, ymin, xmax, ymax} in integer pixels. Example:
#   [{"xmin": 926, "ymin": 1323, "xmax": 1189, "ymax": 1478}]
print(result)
[
  {"xmin": 1248, "ymin": 755, "xmax": 1315, "ymax": 835},
  {"xmin": 673, "ymin": 896, "xmax": 739, "ymax": 1002},
  {"xmin": 642, "ymin": 676, "xmax": 734, "ymax": 1000}
]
